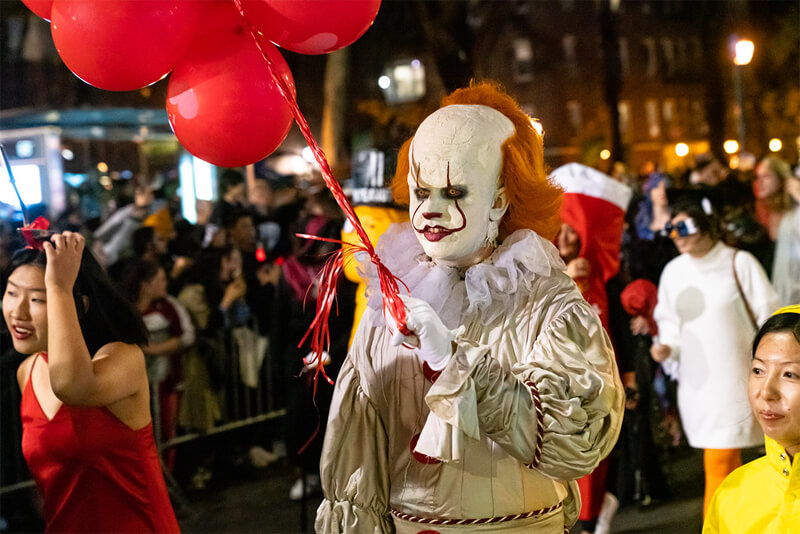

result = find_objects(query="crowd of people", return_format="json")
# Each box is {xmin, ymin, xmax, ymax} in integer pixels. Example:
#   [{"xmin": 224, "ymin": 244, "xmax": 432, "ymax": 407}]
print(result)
[{"xmin": 1, "ymin": 85, "xmax": 799, "ymax": 532}]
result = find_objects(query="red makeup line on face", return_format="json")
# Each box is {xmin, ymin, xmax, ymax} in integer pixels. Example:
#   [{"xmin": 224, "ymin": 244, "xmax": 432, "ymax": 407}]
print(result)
[{"xmin": 411, "ymin": 161, "xmax": 467, "ymax": 243}]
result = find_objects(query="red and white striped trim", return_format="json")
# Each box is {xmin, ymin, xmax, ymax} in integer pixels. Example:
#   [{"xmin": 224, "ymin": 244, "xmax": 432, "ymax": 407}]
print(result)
[
  {"xmin": 523, "ymin": 380, "xmax": 544, "ymax": 469},
  {"xmin": 390, "ymin": 502, "xmax": 562, "ymax": 526}
]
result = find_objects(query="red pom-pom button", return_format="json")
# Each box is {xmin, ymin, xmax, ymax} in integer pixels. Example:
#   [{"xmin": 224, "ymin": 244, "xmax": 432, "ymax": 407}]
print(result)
[
  {"xmin": 422, "ymin": 361, "xmax": 441, "ymax": 384},
  {"xmin": 409, "ymin": 433, "xmax": 441, "ymax": 465}
]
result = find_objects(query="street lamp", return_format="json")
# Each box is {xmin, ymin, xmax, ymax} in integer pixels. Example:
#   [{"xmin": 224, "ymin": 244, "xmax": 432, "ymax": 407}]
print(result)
[{"xmin": 731, "ymin": 37, "xmax": 754, "ymax": 152}]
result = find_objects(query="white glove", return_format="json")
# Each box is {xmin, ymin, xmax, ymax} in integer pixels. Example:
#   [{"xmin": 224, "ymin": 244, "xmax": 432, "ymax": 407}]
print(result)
[
  {"xmin": 389, "ymin": 295, "xmax": 456, "ymax": 371},
  {"xmin": 302, "ymin": 350, "xmax": 331, "ymax": 373}
]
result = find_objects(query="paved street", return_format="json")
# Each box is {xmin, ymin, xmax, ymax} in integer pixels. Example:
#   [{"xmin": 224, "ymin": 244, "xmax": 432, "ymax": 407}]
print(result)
[{"xmin": 176, "ymin": 446, "xmax": 709, "ymax": 533}]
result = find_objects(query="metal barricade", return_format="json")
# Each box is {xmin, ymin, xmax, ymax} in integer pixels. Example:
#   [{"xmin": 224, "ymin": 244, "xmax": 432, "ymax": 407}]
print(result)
[{"xmin": 0, "ymin": 319, "xmax": 286, "ymax": 500}]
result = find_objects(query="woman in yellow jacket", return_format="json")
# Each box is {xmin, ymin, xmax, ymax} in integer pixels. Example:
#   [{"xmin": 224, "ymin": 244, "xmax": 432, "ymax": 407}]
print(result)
[{"xmin": 703, "ymin": 305, "xmax": 800, "ymax": 533}]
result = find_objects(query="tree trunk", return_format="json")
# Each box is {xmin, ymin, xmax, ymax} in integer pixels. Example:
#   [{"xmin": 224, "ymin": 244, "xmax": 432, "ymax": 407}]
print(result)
[
  {"xmin": 601, "ymin": 0, "xmax": 623, "ymax": 164},
  {"xmin": 321, "ymin": 48, "xmax": 349, "ymax": 175}
]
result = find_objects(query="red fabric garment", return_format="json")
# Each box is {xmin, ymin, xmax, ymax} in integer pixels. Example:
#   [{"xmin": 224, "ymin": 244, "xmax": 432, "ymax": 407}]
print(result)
[
  {"xmin": 554, "ymin": 164, "xmax": 631, "ymax": 331},
  {"xmin": 620, "ymin": 278, "xmax": 659, "ymax": 335},
  {"xmin": 577, "ymin": 457, "xmax": 610, "ymax": 521},
  {"xmin": 20, "ymin": 354, "xmax": 180, "ymax": 533}
]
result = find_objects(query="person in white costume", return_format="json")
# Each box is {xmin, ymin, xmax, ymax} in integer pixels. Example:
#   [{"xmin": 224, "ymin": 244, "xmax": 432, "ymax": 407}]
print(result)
[
  {"xmin": 651, "ymin": 197, "xmax": 780, "ymax": 515},
  {"xmin": 771, "ymin": 162, "xmax": 800, "ymax": 306},
  {"xmin": 315, "ymin": 82, "xmax": 624, "ymax": 533}
]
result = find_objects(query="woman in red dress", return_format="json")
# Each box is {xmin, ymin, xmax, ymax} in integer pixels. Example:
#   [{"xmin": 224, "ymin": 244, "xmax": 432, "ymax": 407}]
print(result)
[{"xmin": 2, "ymin": 231, "xmax": 180, "ymax": 533}]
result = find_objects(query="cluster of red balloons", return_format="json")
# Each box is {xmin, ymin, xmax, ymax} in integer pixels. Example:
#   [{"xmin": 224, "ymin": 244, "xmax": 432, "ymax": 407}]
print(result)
[{"xmin": 23, "ymin": 0, "xmax": 381, "ymax": 167}]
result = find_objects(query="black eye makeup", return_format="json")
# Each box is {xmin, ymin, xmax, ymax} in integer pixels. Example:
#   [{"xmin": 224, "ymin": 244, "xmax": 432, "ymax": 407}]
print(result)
[
  {"xmin": 414, "ymin": 188, "xmax": 431, "ymax": 200},
  {"xmin": 443, "ymin": 186, "xmax": 467, "ymax": 199}
]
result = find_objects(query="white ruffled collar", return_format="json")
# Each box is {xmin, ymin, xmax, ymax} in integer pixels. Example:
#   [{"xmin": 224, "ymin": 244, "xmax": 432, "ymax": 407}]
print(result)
[{"xmin": 360, "ymin": 223, "xmax": 566, "ymax": 329}]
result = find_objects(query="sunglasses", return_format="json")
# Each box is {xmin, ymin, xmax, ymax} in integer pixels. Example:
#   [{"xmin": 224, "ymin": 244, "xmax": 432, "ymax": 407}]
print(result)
[{"xmin": 662, "ymin": 218, "xmax": 698, "ymax": 238}]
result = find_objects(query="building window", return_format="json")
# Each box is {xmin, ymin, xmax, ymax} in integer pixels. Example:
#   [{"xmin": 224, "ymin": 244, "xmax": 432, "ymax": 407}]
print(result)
[
  {"xmin": 566, "ymin": 100, "xmax": 582, "ymax": 138},
  {"xmin": 618, "ymin": 101, "xmax": 631, "ymax": 142},
  {"xmin": 379, "ymin": 59, "xmax": 426, "ymax": 104},
  {"xmin": 675, "ymin": 38, "xmax": 688, "ymax": 76},
  {"xmin": 645, "ymin": 99, "xmax": 660, "ymax": 138},
  {"xmin": 563, "ymin": 34, "xmax": 578, "ymax": 78},
  {"xmin": 691, "ymin": 100, "xmax": 708, "ymax": 136},
  {"xmin": 660, "ymin": 38, "xmax": 675, "ymax": 78},
  {"xmin": 688, "ymin": 37, "xmax": 702, "ymax": 77},
  {"xmin": 641, "ymin": 37, "xmax": 657, "ymax": 78},
  {"xmin": 662, "ymin": 98, "xmax": 676, "ymax": 139},
  {"xmin": 512, "ymin": 38, "xmax": 534, "ymax": 83},
  {"xmin": 619, "ymin": 37, "xmax": 629, "ymax": 78}
]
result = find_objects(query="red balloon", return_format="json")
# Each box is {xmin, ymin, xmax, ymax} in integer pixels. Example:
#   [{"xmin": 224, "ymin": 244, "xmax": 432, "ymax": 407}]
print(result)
[
  {"xmin": 50, "ymin": 0, "xmax": 198, "ymax": 91},
  {"xmin": 245, "ymin": 0, "xmax": 381, "ymax": 55},
  {"xmin": 21, "ymin": 0, "xmax": 53, "ymax": 21},
  {"xmin": 167, "ymin": 2, "xmax": 295, "ymax": 168}
]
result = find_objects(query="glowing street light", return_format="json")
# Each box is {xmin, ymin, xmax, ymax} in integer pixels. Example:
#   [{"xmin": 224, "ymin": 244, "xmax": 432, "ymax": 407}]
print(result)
[
  {"xmin": 733, "ymin": 40, "xmax": 754, "ymax": 66},
  {"xmin": 675, "ymin": 143, "xmax": 689, "ymax": 157},
  {"xmin": 599, "ymin": 149, "xmax": 611, "ymax": 160},
  {"xmin": 768, "ymin": 138, "xmax": 782, "ymax": 152},
  {"xmin": 731, "ymin": 37, "xmax": 754, "ymax": 151},
  {"xmin": 723, "ymin": 140, "xmax": 739, "ymax": 154}
]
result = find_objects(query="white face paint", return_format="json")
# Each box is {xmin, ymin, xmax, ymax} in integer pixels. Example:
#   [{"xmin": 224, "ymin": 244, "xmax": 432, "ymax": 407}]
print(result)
[{"xmin": 408, "ymin": 105, "xmax": 514, "ymax": 267}]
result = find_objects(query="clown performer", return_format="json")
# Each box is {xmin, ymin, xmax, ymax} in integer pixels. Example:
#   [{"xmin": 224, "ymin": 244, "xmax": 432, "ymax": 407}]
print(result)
[
  {"xmin": 341, "ymin": 148, "xmax": 408, "ymax": 348},
  {"xmin": 315, "ymin": 82, "xmax": 624, "ymax": 533}
]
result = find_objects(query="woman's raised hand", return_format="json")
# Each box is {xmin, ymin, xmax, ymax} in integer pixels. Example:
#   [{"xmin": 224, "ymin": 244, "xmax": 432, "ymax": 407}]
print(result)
[{"xmin": 43, "ymin": 232, "xmax": 85, "ymax": 292}]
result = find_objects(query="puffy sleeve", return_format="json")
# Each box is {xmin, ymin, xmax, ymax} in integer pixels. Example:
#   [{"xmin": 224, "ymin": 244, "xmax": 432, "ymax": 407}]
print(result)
[
  {"xmin": 417, "ymin": 299, "xmax": 624, "ymax": 481},
  {"xmin": 735, "ymin": 249, "xmax": 780, "ymax": 325},
  {"xmin": 315, "ymin": 323, "xmax": 393, "ymax": 534}
]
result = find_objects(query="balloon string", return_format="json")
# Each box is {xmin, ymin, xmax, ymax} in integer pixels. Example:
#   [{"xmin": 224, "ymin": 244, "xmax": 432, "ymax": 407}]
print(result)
[{"xmin": 231, "ymin": 0, "xmax": 410, "ymax": 397}]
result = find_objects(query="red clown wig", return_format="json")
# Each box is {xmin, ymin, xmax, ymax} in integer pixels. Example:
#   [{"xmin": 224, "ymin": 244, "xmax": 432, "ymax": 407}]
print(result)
[{"xmin": 391, "ymin": 80, "xmax": 563, "ymax": 241}]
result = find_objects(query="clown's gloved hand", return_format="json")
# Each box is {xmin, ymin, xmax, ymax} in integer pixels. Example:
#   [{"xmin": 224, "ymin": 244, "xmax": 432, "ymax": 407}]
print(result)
[{"xmin": 390, "ymin": 295, "xmax": 458, "ymax": 371}]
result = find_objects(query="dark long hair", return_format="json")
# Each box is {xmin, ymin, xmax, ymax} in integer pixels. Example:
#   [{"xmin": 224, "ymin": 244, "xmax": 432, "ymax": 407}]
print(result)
[
  {"xmin": 180, "ymin": 244, "xmax": 234, "ymax": 310},
  {"xmin": 123, "ymin": 259, "xmax": 162, "ymax": 303},
  {"xmin": 1, "ymin": 247, "xmax": 149, "ymax": 354},
  {"xmin": 752, "ymin": 312, "xmax": 800, "ymax": 357}
]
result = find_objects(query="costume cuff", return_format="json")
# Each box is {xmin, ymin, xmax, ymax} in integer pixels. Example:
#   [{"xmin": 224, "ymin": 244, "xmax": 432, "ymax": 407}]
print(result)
[{"xmin": 414, "ymin": 334, "xmax": 488, "ymax": 462}]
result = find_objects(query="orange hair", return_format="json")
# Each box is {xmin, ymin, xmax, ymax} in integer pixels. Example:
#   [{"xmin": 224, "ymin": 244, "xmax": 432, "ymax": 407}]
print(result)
[{"xmin": 391, "ymin": 80, "xmax": 563, "ymax": 241}]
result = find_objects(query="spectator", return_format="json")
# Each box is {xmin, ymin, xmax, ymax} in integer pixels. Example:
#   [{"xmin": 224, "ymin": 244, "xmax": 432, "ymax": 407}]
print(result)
[
  {"xmin": 210, "ymin": 169, "xmax": 247, "ymax": 227},
  {"xmin": 92, "ymin": 180, "xmax": 162, "ymax": 267},
  {"xmin": 703, "ymin": 306, "xmax": 800, "ymax": 533},
  {"xmin": 176, "ymin": 245, "xmax": 246, "ymax": 488},
  {"xmin": 753, "ymin": 156, "xmax": 794, "ymax": 241},
  {"xmin": 126, "ymin": 260, "xmax": 195, "ymax": 468},
  {"xmin": 772, "ymin": 166, "xmax": 800, "ymax": 305},
  {"xmin": 651, "ymin": 197, "xmax": 780, "ymax": 515},
  {"xmin": 274, "ymin": 214, "xmax": 355, "ymax": 500}
]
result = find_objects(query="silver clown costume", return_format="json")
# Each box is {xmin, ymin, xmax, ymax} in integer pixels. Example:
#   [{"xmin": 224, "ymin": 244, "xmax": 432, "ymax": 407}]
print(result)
[{"xmin": 315, "ymin": 223, "xmax": 624, "ymax": 533}]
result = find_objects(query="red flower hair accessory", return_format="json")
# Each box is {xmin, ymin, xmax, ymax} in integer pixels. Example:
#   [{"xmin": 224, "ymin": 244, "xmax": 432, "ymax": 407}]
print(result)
[{"xmin": 19, "ymin": 216, "xmax": 51, "ymax": 251}]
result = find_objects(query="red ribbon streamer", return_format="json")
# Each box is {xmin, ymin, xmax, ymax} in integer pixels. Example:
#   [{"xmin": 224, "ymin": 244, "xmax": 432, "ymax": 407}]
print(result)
[{"xmin": 232, "ymin": 1, "xmax": 409, "ymax": 451}]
